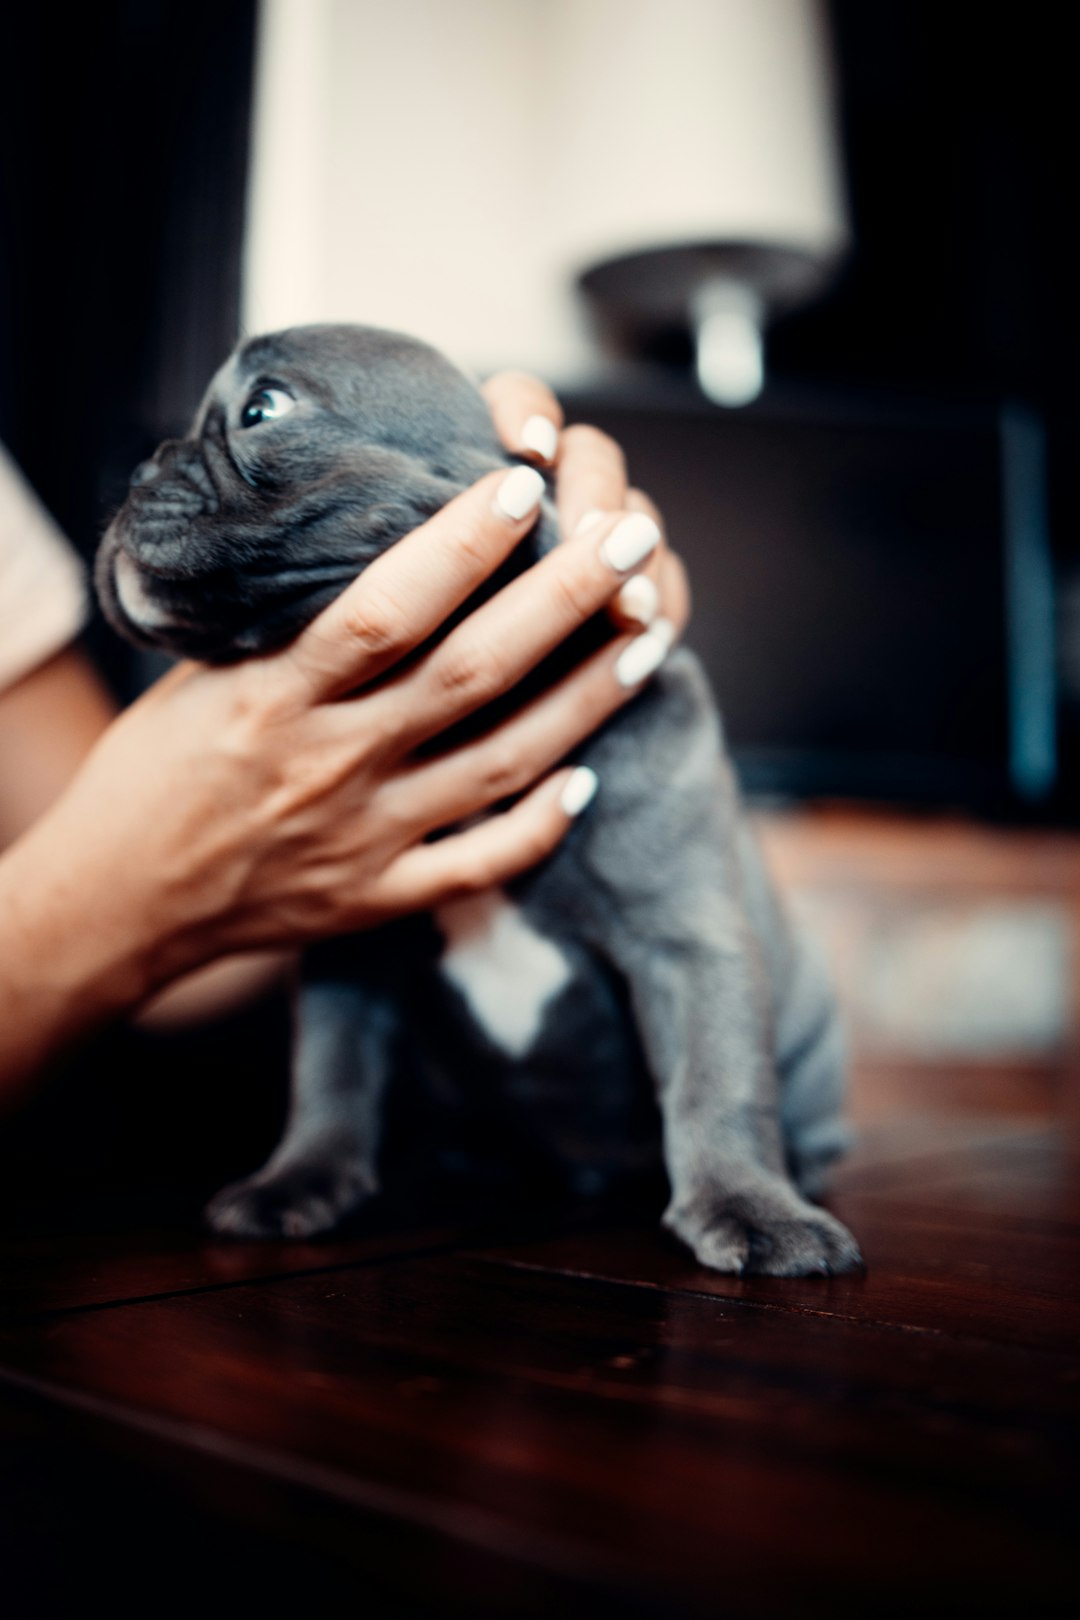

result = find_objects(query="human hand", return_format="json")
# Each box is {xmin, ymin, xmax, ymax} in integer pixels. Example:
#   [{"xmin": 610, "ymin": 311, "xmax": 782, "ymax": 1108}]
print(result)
[
  {"xmin": 28, "ymin": 459, "xmax": 683, "ymax": 1001},
  {"xmin": 141, "ymin": 373, "xmax": 692, "ymax": 1031},
  {"xmin": 482, "ymin": 370, "xmax": 690, "ymax": 636}
]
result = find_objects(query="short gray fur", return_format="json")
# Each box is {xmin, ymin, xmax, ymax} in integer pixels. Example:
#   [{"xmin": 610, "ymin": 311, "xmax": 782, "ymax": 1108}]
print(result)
[{"xmin": 96, "ymin": 324, "xmax": 861, "ymax": 1275}]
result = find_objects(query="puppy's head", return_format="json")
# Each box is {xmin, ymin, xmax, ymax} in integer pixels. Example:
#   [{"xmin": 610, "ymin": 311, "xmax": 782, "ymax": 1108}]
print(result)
[{"xmin": 96, "ymin": 324, "xmax": 505, "ymax": 661}]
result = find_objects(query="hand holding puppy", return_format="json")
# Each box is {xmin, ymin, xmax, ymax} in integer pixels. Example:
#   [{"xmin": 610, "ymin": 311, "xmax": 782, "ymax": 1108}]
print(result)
[{"xmin": 0, "ymin": 377, "xmax": 687, "ymax": 1090}]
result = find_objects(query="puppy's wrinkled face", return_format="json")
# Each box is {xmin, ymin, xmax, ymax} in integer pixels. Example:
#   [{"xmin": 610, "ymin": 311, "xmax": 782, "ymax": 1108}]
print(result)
[{"xmin": 96, "ymin": 324, "xmax": 504, "ymax": 661}]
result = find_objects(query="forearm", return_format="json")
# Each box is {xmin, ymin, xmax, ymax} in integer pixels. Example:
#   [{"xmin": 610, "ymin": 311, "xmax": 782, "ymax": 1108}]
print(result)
[
  {"xmin": 0, "ymin": 643, "xmax": 157, "ymax": 1091},
  {"xmin": 0, "ymin": 809, "xmax": 167, "ymax": 1100},
  {"xmin": 0, "ymin": 646, "xmax": 116, "ymax": 849},
  {"xmin": 136, "ymin": 949, "xmax": 293, "ymax": 1031}
]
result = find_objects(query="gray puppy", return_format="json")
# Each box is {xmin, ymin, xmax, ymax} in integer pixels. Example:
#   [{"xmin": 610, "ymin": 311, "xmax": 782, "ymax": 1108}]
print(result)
[{"xmin": 96, "ymin": 324, "xmax": 861, "ymax": 1276}]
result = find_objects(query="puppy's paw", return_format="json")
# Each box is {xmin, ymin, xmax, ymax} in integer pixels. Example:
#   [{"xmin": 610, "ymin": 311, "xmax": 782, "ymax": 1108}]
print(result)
[
  {"xmin": 205, "ymin": 1159, "xmax": 376, "ymax": 1241},
  {"xmin": 664, "ymin": 1182, "xmax": 863, "ymax": 1277}
]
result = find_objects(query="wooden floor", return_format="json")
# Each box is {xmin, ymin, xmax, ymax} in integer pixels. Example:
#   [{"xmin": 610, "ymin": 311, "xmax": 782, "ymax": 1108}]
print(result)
[{"xmin": 1, "ymin": 1106, "xmax": 1077, "ymax": 1619}]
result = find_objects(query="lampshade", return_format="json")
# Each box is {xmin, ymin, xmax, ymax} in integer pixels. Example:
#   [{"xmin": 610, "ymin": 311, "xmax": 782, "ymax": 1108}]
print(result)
[{"xmin": 244, "ymin": 0, "xmax": 848, "ymax": 393}]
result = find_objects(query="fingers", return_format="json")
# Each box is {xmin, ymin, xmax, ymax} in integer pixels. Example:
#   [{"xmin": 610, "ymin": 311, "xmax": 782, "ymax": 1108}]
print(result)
[
  {"xmin": 380, "ymin": 619, "xmax": 676, "ymax": 835},
  {"xmin": 553, "ymin": 424, "xmax": 628, "ymax": 538},
  {"xmin": 481, "ymin": 371, "xmax": 563, "ymax": 465},
  {"xmin": 608, "ymin": 488, "xmax": 691, "ymax": 637},
  {"xmin": 381, "ymin": 765, "xmax": 597, "ymax": 912},
  {"xmin": 281, "ymin": 466, "xmax": 547, "ymax": 703},
  {"xmin": 626, "ymin": 489, "xmax": 690, "ymax": 637},
  {"xmin": 609, "ymin": 489, "xmax": 664, "ymax": 631},
  {"xmin": 553, "ymin": 429, "xmax": 670, "ymax": 635},
  {"xmin": 377, "ymin": 506, "xmax": 663, "ymax": 749}
]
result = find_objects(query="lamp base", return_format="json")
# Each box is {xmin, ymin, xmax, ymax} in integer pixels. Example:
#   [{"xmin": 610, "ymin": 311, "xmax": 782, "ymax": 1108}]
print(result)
[{"xmin": 578, "ymin": 241, "xmax": 842, "ymax": 387}]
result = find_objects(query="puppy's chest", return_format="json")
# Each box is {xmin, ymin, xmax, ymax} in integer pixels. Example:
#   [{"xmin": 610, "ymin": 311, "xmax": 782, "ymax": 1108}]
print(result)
[{"xmin": 434, "ymin": 889, "xmax": 573, "ymax": 1057}]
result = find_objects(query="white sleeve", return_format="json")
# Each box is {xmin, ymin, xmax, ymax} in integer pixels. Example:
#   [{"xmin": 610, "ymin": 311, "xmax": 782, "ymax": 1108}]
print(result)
[{"xmin": 0, "ymin": 440, "xmax": 90, "ymax": 693}]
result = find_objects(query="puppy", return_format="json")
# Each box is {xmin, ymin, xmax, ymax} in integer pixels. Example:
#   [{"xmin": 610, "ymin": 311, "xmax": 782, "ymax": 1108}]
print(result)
[{"xmin": 96, "ymin": 324, "xmax": 861, "ymax": 1275}]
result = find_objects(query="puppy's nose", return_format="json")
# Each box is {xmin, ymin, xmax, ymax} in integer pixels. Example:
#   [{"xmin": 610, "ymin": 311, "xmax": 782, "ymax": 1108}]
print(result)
[{"xmin": 130, "ymin": 459, "xmax": 161, "ymax": 488}]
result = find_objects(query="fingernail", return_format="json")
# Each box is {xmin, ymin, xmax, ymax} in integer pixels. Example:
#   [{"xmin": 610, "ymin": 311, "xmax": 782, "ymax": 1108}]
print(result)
[
  {"xmin": 615, "ymin": 573, "xmax": 659, "ymax": 626},
  {"xmin": 615, "ymin": 617, "xmax": 675, "ymax": 689},
  {"xmin": 560, "ymin": 765, "xmax": 598, "ymax": 817},
  {"xmin": 496, "ymin": 465, "xmax": 545, "ymax": 521},
  {"xmin": 520, "ymin": 415, "xmax": 558, "ymax": 462},
  {"xmin": 601, "ymin": 513, "xmax": 661, "ymax": 573},
  {"xmin": 574, "ymin": 508, "xmax": 609, "ymax": 539}
]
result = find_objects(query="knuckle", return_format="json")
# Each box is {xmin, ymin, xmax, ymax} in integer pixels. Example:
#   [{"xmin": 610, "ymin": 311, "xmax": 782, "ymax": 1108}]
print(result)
[
  {"xmin": 215, "ymin": 672, "xmax": 288, "ymax": 763},
  {"xmin": 456, "ymin": 850, "xmax": 499, "ymax": 895},
  {"xmin": 549, "ymin": 558, "xmax": 602, "ymax": 621},
  {"xmin": 434, "ymin": 636, "xmax": 505, "ymax": 704},
  {"xmin": 480, "ymin": 737, "xmax": 527, "ymax": 797},
  {"xmin": 258, "ymin": 659, "xmax": 306, "ymax": 718},
  {"xmin": 221, "ymin": 671, "xmax": 270, "ymax": 734},
  {"xmin": 341, "ymin": 585, "xmax": 411, "ymax": 660},
  {"xmin": 357, "ymin": 700, "xmax": 405, "ymax": 767},
  {"xmin": 449, "ymin": 505, "xmax": 495, "ymax": 571}
]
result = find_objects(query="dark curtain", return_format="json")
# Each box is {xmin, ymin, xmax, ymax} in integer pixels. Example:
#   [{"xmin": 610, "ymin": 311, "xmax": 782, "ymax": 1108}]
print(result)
[
  {"xmin": 0, "ymin": 0, "xmax": 257, "ymax": 685},
  {"xmin": 0, "ymin": 2, "xmax": 279, "ymax": 1216},
  {"xmin": 776, "ymin": 1, "xmax": 1077, "ymax": 406}
]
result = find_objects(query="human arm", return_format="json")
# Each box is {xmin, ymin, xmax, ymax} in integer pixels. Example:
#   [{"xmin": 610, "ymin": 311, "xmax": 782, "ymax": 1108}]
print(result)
[{"xmin": 0, "ymin": 645, "xmax": 116, "ymax": 849}]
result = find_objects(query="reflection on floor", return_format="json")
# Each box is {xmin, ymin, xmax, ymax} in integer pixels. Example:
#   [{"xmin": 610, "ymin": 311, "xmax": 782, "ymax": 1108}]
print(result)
[{"xmin": 1, "ymin": 1102, "xmax": 1076, "ymax": 1618}]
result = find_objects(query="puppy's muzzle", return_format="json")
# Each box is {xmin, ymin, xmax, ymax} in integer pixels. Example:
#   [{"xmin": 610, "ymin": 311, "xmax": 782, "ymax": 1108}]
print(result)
[{"xmin": 120, "ymin": 445, "xmax": 220, "ymax": 567}]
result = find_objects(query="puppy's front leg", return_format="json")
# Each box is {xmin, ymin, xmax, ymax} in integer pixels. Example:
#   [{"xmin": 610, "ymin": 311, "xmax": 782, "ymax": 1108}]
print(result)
[
  {"xmin": 205, "ymin": 975, "xmax": 399, "ymax": 1240},
  {"xmin": 566, "ymin": 653, "xmax": 861, "ymax": 1276},
  {"xmin": 620, "ymin": 927, "xmax": 862, "ymax": 1276}
]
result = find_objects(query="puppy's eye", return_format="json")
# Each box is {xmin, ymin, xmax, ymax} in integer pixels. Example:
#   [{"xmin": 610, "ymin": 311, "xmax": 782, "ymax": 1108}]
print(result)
[{"xmin": 239, "ymin": 387, "xmax": 296, "ymax": 429}]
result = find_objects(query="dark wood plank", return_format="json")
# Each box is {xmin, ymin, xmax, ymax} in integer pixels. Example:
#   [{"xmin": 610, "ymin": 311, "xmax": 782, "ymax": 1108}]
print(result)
[
  {"xmin": 0, "ymin": 1254, "xmax": 1074, "ymax": 1617},
  {"xmin": 0, "ymin": 1179, "xmax": 582, "ymax": 1328},
  {"xmin": 838, "ymin": 1171, "xmax": 1080, "ymax": 1231},
  {"xmin": 837, "ymin": 1127, "xmax": 1080, "ymax": 1227},
  {"xmin": 0, "ymin": 1375, "xmax": 622, "ymax": 1620},
  {"xmin": 466, "ymin": 1195, "xmax": 1080, "ymax": 1353},
  {"xmin": 0, "ymin": 1222, "xmax": 472, "ymax": 1324},
  {"xmin": 829, "ymin": 1118, "xmax": 1062, "ymax": 1195},
  {"xmin": 459, "ymin": 1124, "xmax": 1080, "ymax": 1350}
]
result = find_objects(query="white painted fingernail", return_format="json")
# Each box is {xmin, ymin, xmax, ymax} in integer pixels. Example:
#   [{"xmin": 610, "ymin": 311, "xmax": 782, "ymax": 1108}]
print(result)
[
  {"xmin": 615, "ymin": 617, "xmax": 675, "ymax": 688},
  {"xmin": 520, "ymin": 415, "xmax": 558, "ymax": 461},
  {"xmin": 560, "ymin": 765, "xmax": 598, "ymax": 817},
  {"xmin": 651, "ymin": 616, "xmax": 676, "ymax": 653},
  {"xmin": 601, "ymin": 513, "xmax": 661, "ymax": 573},
  {"xmin": 496, "ymin": 465, "xmax": 545, "ymax": 521},
  {"xmin": 574, "ymin": 508, "xmax": 608, "ymax": 539},
  {"xmin": 615, "ymin": 573, "xmax": 659, "ymax": 626}
]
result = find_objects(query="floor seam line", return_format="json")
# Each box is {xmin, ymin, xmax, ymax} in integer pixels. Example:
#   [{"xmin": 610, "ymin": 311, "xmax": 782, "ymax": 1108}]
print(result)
[
  {"xmin": 463, "ymin": 1252, "xmax": 1077, "ymax": 1353},
  {"xmin": 0, "ymin": 1236, "xmax": 472, "ymax": 1327}
]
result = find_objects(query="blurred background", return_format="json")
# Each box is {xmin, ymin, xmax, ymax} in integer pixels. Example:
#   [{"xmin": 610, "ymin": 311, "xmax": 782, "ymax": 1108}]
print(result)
[{"xmin": 1, "ymin": 0, "xmax": 1077, "ymax": 1202}]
